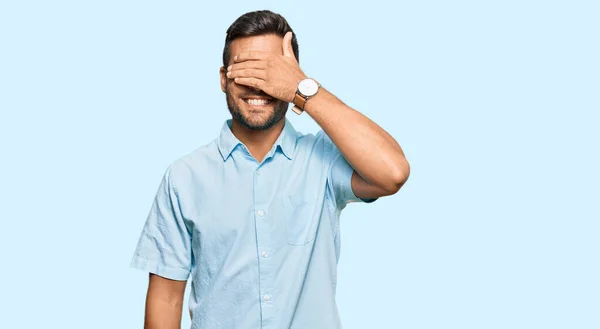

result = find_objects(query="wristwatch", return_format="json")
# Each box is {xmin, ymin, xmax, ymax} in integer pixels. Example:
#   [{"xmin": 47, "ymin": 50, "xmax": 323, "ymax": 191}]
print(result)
[{"xmin": 291, "ymin": 78, "xmax": 321, "ymax": 115}]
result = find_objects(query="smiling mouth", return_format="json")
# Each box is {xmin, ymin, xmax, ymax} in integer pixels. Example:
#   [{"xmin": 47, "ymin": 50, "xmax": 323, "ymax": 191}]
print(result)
[{"xmin": 243, "ymin": 97, "xmax": 273, "ymax": 106}]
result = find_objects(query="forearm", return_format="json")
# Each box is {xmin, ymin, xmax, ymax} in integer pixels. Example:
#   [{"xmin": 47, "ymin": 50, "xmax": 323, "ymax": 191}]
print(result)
[
  {"xmin": 226, "ymin": 36, "xmax": 409, "ymax": 191},
  {"xmin": 303, "ymin": 87, "xmax": 410, "ymax": 192},
  {"xmin": 144, "ymin": 296, "xmax": 184, "ymax": 329}
]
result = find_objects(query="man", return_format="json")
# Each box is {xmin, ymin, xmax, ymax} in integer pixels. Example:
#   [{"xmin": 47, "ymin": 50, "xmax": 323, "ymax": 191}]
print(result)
[{"xmin": 130, "ymin": 9, "xmax": 410, "ymax": 329}]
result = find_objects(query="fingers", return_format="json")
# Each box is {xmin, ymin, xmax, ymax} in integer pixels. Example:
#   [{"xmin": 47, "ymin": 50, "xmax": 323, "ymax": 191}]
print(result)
[
  {"xmin": 234, "ymin": 50, "xmax": 270, "ymax": 63},
  {"xmin": 232, "ymin": 77, "xmax": 265, "ymax": 89},
  {"xmin": 227, "ymin": 60, "xmax": 266, "ymax": 72},
  {"xmin": 282, "ymin": 31, "xmax": 296, "ymax": 61},
  {"xmin": 226, "ymin": 68, "xmax": 267, "ymax": 80}
]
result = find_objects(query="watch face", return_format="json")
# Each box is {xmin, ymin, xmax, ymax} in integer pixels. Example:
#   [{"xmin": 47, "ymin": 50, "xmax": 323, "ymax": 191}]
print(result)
[{"xmin": 298, "ymin": 79, "xmax": 319, "ymax": 97}]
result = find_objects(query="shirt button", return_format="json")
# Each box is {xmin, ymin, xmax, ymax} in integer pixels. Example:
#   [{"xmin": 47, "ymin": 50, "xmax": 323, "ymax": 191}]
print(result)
[
  {"xmin": 257, "ymin": 210, "xmax": 264, "ymax": 217},
  {"xmin": 262, "ymin": 251, "xmax": 269, "ymax": 258},
  {"xmin": 263, "ymin": 295, "xmax": 271, "ymax": 301}
]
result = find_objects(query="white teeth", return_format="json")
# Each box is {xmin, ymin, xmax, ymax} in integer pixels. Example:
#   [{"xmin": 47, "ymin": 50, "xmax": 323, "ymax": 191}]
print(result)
[{"xmin": 245, "ymin": 98, "xmax": 270, "ymax": 105}]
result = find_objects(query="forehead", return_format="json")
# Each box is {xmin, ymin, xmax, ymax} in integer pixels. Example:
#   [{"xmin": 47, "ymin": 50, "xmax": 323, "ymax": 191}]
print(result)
[{"xmin": 229, "ymin": 34, "xmax": 283, "ymax": 58}]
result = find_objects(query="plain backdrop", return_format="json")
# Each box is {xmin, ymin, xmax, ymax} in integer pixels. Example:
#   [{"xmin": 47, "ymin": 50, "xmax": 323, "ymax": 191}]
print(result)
[{"xmin": 1, "ymin": 1, "xmax": 598, "ymax": 328}]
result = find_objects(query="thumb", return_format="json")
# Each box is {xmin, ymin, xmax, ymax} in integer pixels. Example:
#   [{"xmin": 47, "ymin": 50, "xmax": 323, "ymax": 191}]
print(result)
[{"xmin": 282, "ymin": 31, "xmax": 296, "ymax": 61}]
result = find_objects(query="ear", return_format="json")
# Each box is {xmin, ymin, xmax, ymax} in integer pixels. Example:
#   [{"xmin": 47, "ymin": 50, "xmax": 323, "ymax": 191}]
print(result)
[{"xmin": 219, "ymin": 66, "xmax": 227, "ymax": 93}]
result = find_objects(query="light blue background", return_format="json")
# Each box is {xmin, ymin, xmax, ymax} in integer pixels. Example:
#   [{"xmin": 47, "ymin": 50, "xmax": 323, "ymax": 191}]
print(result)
[{"xmin": 1, "ymin": 1, "xmax": 598, "ymax": 328}]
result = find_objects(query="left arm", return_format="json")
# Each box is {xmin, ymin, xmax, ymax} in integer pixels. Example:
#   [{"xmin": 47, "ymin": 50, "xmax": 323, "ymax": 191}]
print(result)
[
  {"xmin": 302, "ymin": 87, "xmax": 410, "ymax": 197},
  {"xmin": 227, "ymin": 32, "xmax": 410, "ymax": 198}
]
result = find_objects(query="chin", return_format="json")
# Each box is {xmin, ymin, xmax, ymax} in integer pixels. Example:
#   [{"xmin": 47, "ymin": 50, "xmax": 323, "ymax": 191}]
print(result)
[
  {"xmin": 234, "ymin": 110, "xmax": 272, "ymax": 130},
  {"xmin": 240, "ymin": 101, "xmax": 275, "ymax": 114},
  {"xmin": 226, "ymin": 93, "xmax": 286, "ymax": 131}
]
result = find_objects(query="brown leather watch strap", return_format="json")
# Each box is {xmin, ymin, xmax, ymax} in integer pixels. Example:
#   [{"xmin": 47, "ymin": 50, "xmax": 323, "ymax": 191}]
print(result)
[
  {"xmin": 293, "ymin": 92, "xmax": 307, "ymax": 110},
  {"xmin": 291, "ymin": 105, "xmax": 304, "ymax": 115},
  {"xmin": 291, "ymin": 78, "xmax": 321, "ymax": 115}
]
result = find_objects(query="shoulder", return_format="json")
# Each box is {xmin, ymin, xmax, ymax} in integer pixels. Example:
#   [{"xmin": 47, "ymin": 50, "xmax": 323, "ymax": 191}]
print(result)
[
  {"xmin": 286, "ymin": 128, "xmax": 343, "ymax": 165},
  {"xmin": 297, "ymin": 130, "xmax": 319, "ymax": 147},
  {"xmin": 314, "ymin": 129, "xmax": 336, "ymax": 149},
  {"xmin": 165, "ymin": 139, "xmax": 220, "ymax": 187},
  {"xmin": 295, "ymin": 129, "xmax": 334, "ymax": 150}
]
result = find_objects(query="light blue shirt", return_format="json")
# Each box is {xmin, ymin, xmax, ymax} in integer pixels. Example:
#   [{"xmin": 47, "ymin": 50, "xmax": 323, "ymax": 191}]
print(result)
[{"xmin": 130, "ymin": 117, "xmax": 377, "ymax": 329}]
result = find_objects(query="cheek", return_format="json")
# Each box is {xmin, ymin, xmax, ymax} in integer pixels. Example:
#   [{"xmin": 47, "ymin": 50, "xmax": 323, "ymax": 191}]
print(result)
[
  {"xmin": 226, "ymin": 88, "xmax": 245, "ymax": 106},
  {"xmin": 227, "ymin": 81, "xmax": 244, "ymax": 94}
]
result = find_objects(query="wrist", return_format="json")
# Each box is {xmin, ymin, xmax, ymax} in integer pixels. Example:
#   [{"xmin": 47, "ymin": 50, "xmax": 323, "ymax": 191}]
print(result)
[
  {"xmin": 291, "ymin": 77, "xmax": 321, "ymax": 115},
  {"xmin": 288, "ymin": 75, "xmax": 307, "ymax": 102}
]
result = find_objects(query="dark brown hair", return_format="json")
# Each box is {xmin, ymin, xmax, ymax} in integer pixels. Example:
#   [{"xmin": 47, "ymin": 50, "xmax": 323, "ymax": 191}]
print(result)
[{"xmin": 223, "ymin": 10, "xmax": 299, "ymax": 67}]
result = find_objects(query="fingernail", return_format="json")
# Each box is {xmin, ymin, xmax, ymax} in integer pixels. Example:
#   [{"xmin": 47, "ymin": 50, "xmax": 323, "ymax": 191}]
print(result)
[
  {"xmin": 227, "ymin": 65, "xmax": 232, "ymax": 71},
  {"xmin": 233, "ymin": 55, "xmax": 238, "ymax": 61},
  {"xmin": 226, "ymin": 71, "xmax": 231, "ymax": 77}
]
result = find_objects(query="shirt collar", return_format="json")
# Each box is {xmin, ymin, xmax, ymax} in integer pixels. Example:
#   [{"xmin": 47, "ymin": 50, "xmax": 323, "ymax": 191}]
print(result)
[{"xmin": 217, "ymin": 117, "xmax": 297, "ymax": 162}]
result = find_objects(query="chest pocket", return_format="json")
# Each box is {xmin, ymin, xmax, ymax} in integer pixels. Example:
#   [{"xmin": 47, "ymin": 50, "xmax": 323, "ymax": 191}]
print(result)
[{"xmin": 282, "ymin": 194, "xmax": 319, "ymax": 245}]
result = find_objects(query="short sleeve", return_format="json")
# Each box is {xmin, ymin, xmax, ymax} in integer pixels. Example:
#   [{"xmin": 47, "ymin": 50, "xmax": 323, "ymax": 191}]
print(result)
[
  {"xmin": 320, "ymin": 130, "xmax": 378, "ymax": 210},
  {"xmin": 129, "ymin": 165, "xmax": 193, "ymax": 281}
]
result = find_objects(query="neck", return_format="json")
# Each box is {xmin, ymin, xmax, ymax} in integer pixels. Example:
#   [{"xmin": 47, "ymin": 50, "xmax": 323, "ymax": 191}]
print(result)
[{"xmin": 230, "ymin": 118, "xmax": 285, "ymax": 162}]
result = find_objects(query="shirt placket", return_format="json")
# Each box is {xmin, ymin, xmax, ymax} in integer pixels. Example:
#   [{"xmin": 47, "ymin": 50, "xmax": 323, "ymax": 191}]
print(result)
[{"xmin": 253, "ymin": 159, "xmax": 276, "ymax": 328}]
